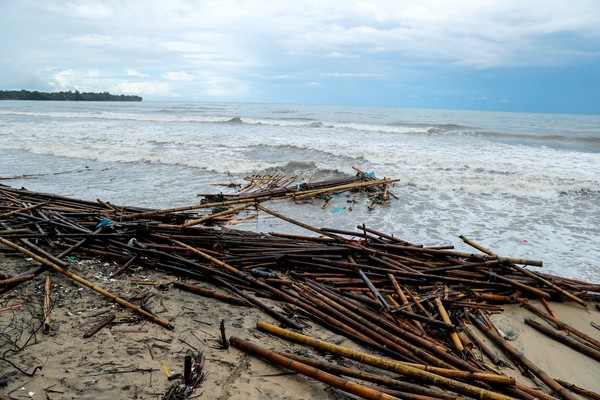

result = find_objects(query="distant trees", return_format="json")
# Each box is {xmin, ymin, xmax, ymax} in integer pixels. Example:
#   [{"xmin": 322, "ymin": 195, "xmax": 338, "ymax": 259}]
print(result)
[{"xmin": 0, "ymin": 90, "xmax": 142, "ymax": 101}]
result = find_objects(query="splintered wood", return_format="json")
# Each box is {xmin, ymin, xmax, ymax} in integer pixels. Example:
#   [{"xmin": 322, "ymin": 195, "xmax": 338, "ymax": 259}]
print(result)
[{"xmin": 1, "ymin": 179, "xmax": 599, "ymax": 400}]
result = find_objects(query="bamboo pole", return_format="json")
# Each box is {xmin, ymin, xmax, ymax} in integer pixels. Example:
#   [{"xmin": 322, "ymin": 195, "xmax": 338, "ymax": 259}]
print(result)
[
  {"xmin": 521, "ymin": 303, "xmax": 600, "ymax": 350},
  {"xmin": 470, "ymin": 316, "xmax": 577, "ymax": 400},
  {"xmin": 255, "ymin": 204, "xmax": 349, "ymax": 242},
  {"xmin": 182, "ymin": 204, "xmax": 250, "ymax": 227},
  {"xmin": 279, "ymin": 352, "xmax": 462, "ymax": 400},
  {"xmin": 484, "ymin": 272, "xmax": 551, "ymax": 300},
  {"xmin": 358, "ymin": 268, "xmax": 388, "ymax": 309},
  {"xmin": 433, "ymin": 297, "xmax": 464, "ymax": 353},
  {"xmin": 508, "ymin": 264, "xmax": 586, "ymax": 307},
  {"xmin": 291, "ymin": 178, "xmax": 399, "ymax": 200},
  {"xmin": 388, "ymin": 274, "xmax": 426, "ymax": 334},
  {"xmin": 212, "ymin": 276, "xmax": 302, "ymax": 329},
  {"xmin": 391, "ymin": 308, "xmax": 456, "ymax": 331},
  {"xmin": 43, "ymin": 276, "xmax": 51, "ymax": 334},
  {"xmin": 257, "ymin": 321, "xmax": 518, "ymax": 400},
  {"xmin": 173, "ymin": 281, "xmax": 249, "ymax": 306},
  {"xmin": 296, "ymin": 282, "xmax": 425, "ymax": 363},
  {"xmin": 524, "ymin": 318, "xmax": 600, "ymax": 361},
  {"xmin": 0, "ymin": 237, "xmax": 174, "ymax": 330},
  {"xmin": 230, "ymin": 336, "xmax": 402, "ymax": 400},
  {"xmin": 169, "ymin": 237, "xmax": 378, "ymax": 333},
  {"xmin": 555, "ymin": 379, "xmax": 600, "ymax": 400},
  {"xmin": 461, "ymin": 322, "xmax": 504, "ymax": 366},
  {"xmin": 373, "ymin": 243, "xmax": 543, "ymax": 267},
  {"xmin": 0, "ymin": 274, "xmax": 35, "ymax": 286},
  {"xmin": 540, "ymin": 297, "xmax": 558, "ymax": 319},
  {"xmin": 459, "ymin": 236, "xmax": 583, "ymax": 306},
  {"xmin": 311, "ymin": 282, "xmax": 477, "ymax": 372},
  {"xmin": 0, "ymin": 202, "xmax": 47, "ymax": 218}
]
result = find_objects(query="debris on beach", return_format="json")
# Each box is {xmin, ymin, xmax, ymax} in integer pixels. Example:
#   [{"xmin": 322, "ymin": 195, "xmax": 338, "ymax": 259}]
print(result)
[
  {"xmin": 196, "ymin": 167, "xmax": 398, "ymax": 220},
  {"xmin": 1, "ymin": 180, "xmax": 599, "ymax": 400}
]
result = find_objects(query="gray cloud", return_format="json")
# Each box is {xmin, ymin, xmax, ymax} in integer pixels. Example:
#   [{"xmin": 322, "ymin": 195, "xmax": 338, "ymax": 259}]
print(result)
[{"xmin": 1, "ymin": 0, "xmax": 599, "ymax": 102}]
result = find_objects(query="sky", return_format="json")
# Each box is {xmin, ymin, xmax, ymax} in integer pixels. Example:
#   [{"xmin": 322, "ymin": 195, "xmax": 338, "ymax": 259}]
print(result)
[{"xmin": 1, "ymin": 0, "xmax": 599, "ymax": 114}]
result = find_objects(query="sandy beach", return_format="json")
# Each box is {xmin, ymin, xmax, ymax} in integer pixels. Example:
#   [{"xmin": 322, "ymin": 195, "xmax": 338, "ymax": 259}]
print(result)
[{"xmin": 1, "ymin": 252, "xmax": 599, "ymax": 400}]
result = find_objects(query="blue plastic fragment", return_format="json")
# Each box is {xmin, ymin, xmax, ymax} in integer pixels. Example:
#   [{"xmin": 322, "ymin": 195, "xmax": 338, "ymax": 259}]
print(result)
[{"xmin": 96, "ymin": 218, "xmax": 116, "ymax": 229}]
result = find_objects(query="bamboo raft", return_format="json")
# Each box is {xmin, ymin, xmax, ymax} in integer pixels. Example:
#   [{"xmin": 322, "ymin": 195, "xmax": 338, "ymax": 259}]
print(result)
[{"xmin": 1, "ymin": 180, "xmax": 599, "ymax": 400}]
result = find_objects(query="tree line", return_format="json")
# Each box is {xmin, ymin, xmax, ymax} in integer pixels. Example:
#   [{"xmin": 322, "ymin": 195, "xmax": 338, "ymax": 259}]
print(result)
[{"xmin": 0, "ymin": 90, "xmax": 142, "ymax": 102}]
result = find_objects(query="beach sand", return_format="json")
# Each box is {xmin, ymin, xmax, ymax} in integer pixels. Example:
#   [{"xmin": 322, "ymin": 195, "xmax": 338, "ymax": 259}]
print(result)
[{"xmin": 1, "ymin": 255, "xmax": 599, "ymax": 400}]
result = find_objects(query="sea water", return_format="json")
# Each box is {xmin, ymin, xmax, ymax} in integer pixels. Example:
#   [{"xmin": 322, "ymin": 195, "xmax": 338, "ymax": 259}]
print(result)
[{"xmin": 0, "ymin": 100, "xmax": 598, "ymax": 282}]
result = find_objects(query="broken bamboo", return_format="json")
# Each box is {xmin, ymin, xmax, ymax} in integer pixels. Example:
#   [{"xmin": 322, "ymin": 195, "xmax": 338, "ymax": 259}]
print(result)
[
  {"xmin": 0, "ymin": 237, "xmax": 174, "ymax": 330},
  {"xmin": 230, "ymin": 336, "xmax": 402, "ymax": 400},
  {"xmin": 257, "ymin": 321, "xmax": 518, "ymax": 400}
]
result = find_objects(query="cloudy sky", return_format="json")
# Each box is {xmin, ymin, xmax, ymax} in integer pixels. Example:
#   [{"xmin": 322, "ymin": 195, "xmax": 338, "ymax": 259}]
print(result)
[{"xmin": 1, "ymin": 0, "xmax": 599, "ymax": 114}]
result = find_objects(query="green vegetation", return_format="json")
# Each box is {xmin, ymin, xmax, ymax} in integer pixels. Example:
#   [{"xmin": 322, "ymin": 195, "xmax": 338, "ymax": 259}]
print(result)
[{"xmin": 0, "ymin": 90, "xmax": 142, "ymax": 101}]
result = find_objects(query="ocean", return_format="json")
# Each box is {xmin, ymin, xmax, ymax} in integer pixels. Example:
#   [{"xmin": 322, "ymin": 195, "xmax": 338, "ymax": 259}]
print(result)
[{"xmin": 1, "ymin": 100, "xmax": 598, "ymax": 282}]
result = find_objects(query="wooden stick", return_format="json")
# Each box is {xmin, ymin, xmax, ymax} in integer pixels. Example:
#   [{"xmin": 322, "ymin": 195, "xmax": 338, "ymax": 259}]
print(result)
[
  {"xmin": 43, "ymin": 276, "xmax": 51, "ymax": 334},
  {"xmin": 83, "ymin": 314, "xmax": 116, "ymax": 338},
  {"xmin": 184, "ymin": 355, "xmax": 192, "ymax": 385},
  {"xmin": 0, "ymin": 303, "xmax": 23, "ymax": 313},
  {"xmin": 219, "ymin": 320, "xmax": 229, "ymax": 350}
]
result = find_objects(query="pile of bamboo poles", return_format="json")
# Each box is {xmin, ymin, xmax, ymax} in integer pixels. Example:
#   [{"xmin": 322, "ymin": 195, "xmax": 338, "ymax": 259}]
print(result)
[
  {"xmin": 1, "ymin": 182, "xmax": 599, "ymax": 400},
  {"xmin": 197, "ymin": 168, "xmax": 398, "ymax": 211}
]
